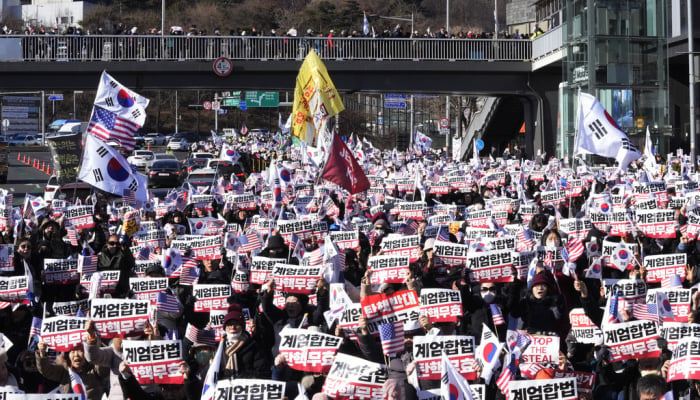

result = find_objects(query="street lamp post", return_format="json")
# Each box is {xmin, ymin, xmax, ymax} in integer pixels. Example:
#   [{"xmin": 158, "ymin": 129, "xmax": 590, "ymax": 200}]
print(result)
[{"xmin": 689, "ymin": 0, "xmax": 696, "ymax": 166}]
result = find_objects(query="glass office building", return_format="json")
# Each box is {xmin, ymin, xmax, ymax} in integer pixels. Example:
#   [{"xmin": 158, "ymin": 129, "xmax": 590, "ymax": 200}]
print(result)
[{"xmin": 558, "ymin": 0, "xmax": 669, "ymax": 156}]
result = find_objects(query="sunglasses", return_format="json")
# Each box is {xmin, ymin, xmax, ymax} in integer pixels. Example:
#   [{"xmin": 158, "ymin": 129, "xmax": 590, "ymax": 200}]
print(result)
[
  {"xmin": 19, "ymin": 245, "xmax": 31, "ymax": 250},
  {"xmin": 107, "ymin": 241, "xmax": 118, "ymax": 246},
  {"xmin": 480, "ymin": 287, "xmax": 497, "ymax": 293}
]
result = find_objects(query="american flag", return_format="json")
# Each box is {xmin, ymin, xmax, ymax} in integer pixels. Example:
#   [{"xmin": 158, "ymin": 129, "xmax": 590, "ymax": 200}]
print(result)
[
  {"xmin": 185, "ymin": 323, "xmax": 217, "ymax": 347},
  {"xmin": 178, "ymin": 258, "xmax": 199, "ymax": 285},
  {"xmin": 78, "ymin": 254, "xmax": 98, "ymax": 275},
  {"xmin": 240, "ymin": 231, "xmax": 262, "ymax": 253},
  {"xmin": 631, "ymin": 302, "xmax": 659, "ymax": 323},
  {"xmin": 607, "ymin": 291, "xmax": 622, "ymax": 324},
  {"xmin": 307, "ymin": 247, "xmax": 323, "ymax": 266},
  {"xmin": 66, "ymin": 227, "xmax": 79, "ymax": 246},
  {"xmin": 156, "ymin": 292, "xmax": 181, "ymax": 313},
  {"xmin": 495, "ymin": 349, "xmax": 516, "ymax": 395},
  {"xmin": 490, "ymin": 304, "xmax": 505, "ymax": 326},
  {"xmin": 29, "ymin": 317, "xmax": 42, "ymax": 344},
  {"xmin": 123, "ymin": 189, "xmax": 137, "ymax": 206},
  {"xmin": 88, "ymin": 106, "xmax": 139, "ymax": 151},
  {"xmin": 378, "ymin": 321, "xmax": 404, "ymax": 357},
  {"xmin": 661, "ymin": 274, "xmax": 683, "ymax": 289},
  {"xmin": 437, "ymin": 226, "xmax": 450, "ymax": 242},
  {"xmin": 565, "ymin": 235, "xmax": 585, "ymax": 262},
  {"xmin": 289, "ymin": 233, "xmax": 299, "ymax": 253},
  {"xmin": 516, "ymin": 229, "xmax": 536, "ymax": 251},
  {"xmin": 399, "ymin": 219, "xmax": 419, "ymax": 235}
]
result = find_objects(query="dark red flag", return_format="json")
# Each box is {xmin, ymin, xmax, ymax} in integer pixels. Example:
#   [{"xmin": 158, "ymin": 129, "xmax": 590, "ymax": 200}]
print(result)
[{"xmin": 321, "ymin": 133, "xmax": 370, "ymax": 194}]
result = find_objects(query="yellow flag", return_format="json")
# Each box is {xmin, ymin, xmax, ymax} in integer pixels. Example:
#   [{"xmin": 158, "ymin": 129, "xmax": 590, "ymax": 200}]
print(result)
[{"xmin": 292, "ymin": 50, "xmax": 345, "ymax": 143}]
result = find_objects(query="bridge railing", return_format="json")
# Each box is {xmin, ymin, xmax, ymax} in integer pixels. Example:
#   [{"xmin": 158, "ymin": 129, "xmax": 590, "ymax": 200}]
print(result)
[{"xmin": 1, "ymin": 35, "xmax": 532, "ymax": 62}]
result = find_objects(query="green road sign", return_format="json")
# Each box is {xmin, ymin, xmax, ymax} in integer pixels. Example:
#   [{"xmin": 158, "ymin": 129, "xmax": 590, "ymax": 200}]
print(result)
[
  {"xmin": 244, "ymin": 91, "xmax": 279, "ymax": 108},
  {"xmin": 222, "ymin": 91, "xmax": 242, "ymax": 107}
]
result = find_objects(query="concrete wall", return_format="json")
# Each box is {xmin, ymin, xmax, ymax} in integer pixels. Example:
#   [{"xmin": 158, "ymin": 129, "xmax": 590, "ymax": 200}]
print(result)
[{"xmin": 21, "ymin": 1, "xmax": 95, "ymax": 28}]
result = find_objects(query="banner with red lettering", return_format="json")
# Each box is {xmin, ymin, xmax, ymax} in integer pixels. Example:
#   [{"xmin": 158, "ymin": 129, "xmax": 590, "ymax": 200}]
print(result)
[
  {"xmin": 277, "ymin": 219, "xmax": 315, "ymax": 242},
  {"xmin": 419, "ymin": 289, "xmax": 462, "ymax": 323},
  {"xmin": 122, "ymin": 339, "xmax": 183, "ymax": 384},
  {"xmin": 467, "ymin": 249, "xmax": 515, "ymax": 283},
  {"xmin": 250, "ymin": 257, "xmax": 285, "ymax": 285},
  {"xmin": 521, "ymin": 334, "xmax": 560, "ymax": 364},
  {"xmin": 193, "ymin": 284, "xmax": 232, "ymax": 312},
  {"xmin": 0, "ymin": 275, "xmax": 29, "ymax": 302},
  {"xmin": 43, "ymin": 258, "xmax": 79, "ymax": 285},
  {"xmin": 635, "ymin": 209, "xmax": 676, "ymax": 239},
  {"xmin": 367, "ymin": 255, "xmax": 410, "ymax": 285},
  {"xmin": 397, "ymin": 201, "xmax": 426, "ymax": 219},
  {"xmin": 668, "ymin": 338, "xmax": 700, "ymax": 381},
  {"xmin": 360, "ymin": 290, "xmax": 422, "ymax": 334},
  {"xmin": 603, "ymin": 279, "xmax": 647, "ymax": 310},
  {"xmin": 412, "ymin": 336, "xmax": 476, "ymax": 380},
  {"xmin": 40, "ymin": 316, "xmax": 88, "ymax": 352},
  {"xmin": 558, "ymin": 218, "xmax": 592, "ymax": 241},
  {"xmin": 433, "ymin": 241, "xmax": 469, "ymax": 268},
  {"xmin": 171, "ymin": 235, "xmax": 222, "ymax": 260},
  {"xmin": 323, "ymin": 353, "xmax": 386, "ymax": 400},
  {"xmin": 129, "ymin": 277, "xmax": 168, "ymax": 305},
  {"xmin": 569, "ymin": 308, "xmax": 604, "ymax": 345},
  {"xmin": 214, "ymin": 379, "xmax": 286, "ymax": 400},
  {"xmin": 48, "ymin": 299, "xmax": 89, "ymax": 317},
  {"xmin": 279, "ymin": 328, "xmax": 342, "ymax": 373},
  {"xmin": 90, "ymin": 299, "xmax": 150, "ymax": 339},
  {"xmin": 329, "ymin": 230, "xmax": 359, "ymax": 251},
  {"xmin": 81, "ymin": 271, "xmax": 120, "ymax": 295},
  {"xmin": 272, "ymin": 264, "xmax": 322, "ymax": 294},
  {"xmin": 379, "ymin": 235, "xmax": 421, "ymax": 263},
  {"xmin": 550, "ymin": 370, "xmax": 595, "ymax": 395},
  {"xmin": 643, "ymin": 253, "xmax": 686, "ymax": 283},
  {"xmin": 661, "ymin": 322, "xmax": 700, "ymax": 351},
  {"xmin": 64, "ymin": 205, "xmax": 95, "ymax": 230},
  {"xmin": 602, "ymin": 320, "xmax": 661, "ymax": 362},
  {"xmin": 508, "ymin": 378, "xmax": 577, "ymax": 400},
  {"xmin": 647, "ymin": 288, "xmax": 692, "ymax": 322}
]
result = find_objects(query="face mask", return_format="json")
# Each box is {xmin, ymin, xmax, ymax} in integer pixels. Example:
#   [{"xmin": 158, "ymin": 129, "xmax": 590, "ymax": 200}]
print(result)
[
  {"xmin": 195, "ymin": 351, "xmax": 211, "ymax": 366},
  {"xmin": 227, "ymin": 332, "xmax": 242, "ymax": 344},
  {"xmin": 374, "ymin": 229, "xmax": 385, "ymax": 237},
  {"xmin": 481, "ymin": 291, "xmax": 496, "ymax": 303},
  {"xmin": 546, "ymin": 240, "xmax": 559, "ymax": 247}
]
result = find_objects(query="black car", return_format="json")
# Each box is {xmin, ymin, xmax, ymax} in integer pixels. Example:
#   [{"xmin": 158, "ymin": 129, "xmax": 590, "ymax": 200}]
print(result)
[{"xmin": 148, "ymin": 160, "xmax": 181, "ymax": 188}]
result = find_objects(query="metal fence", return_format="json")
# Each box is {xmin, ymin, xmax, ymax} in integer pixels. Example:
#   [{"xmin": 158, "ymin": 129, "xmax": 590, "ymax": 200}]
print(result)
[{"xmin": 6, "ymin": 35, "xmax": 532, "ymax": 62}]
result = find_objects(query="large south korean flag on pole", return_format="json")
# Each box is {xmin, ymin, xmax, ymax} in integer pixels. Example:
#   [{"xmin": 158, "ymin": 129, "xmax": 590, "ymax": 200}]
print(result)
[
  {"xmin": 575, "ymin": 91, "xmax": 641, "ymax": 170},
  {"xmin": 78, "ymin": 135, "xmax": 147, "ymax": 201},
  {"xmin": 94, "ymin": 71, "xmax": 150, "ymax": 127}
]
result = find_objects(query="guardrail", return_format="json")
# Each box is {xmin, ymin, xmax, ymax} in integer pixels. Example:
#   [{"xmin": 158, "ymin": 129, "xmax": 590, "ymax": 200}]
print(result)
[
  {"xmin": 0, "ymin": 35, "xmax": 532, "ymax": 62},
  {"xmin": 531, "ymin": 25, "xmax": 563, "ymax": 61}
]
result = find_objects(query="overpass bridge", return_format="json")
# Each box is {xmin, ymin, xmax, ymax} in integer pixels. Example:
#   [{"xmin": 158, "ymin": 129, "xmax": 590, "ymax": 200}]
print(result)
[{"xmin": 0, "ymin": 35, "xmax": 562, "ymax": 158}]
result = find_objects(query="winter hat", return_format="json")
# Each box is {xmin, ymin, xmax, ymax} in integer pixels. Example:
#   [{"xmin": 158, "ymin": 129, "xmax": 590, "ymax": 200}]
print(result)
[
  {"xmin": 531, "ymin": 271, "xmax": 556, "ymax": 289},
  {"xmin": 223, "ymin": 310, "xmax": 244, "ymax": 326}
]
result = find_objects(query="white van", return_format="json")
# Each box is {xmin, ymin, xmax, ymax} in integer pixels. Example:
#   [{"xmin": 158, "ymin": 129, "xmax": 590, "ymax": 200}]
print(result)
[{"xmin": 57, "ymin": 122, "xmax": 88, "ymax": 135}]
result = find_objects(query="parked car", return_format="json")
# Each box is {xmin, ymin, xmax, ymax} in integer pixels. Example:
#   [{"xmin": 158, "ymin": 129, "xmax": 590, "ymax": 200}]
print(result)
[
  {"xmin": 9, "ymin": 134, "xmax": 41, "ymax": 146},
  {"xmin": 192, "ymin": 152, "xmax": 215, "ymax": 160},
  {"xmin": 206, "ymin": 159, "xmax": 237, "ymax": 180},
  {"xmin": 144, "ymin": 132, "xmax": 169, "ymax": 146},
  {"xmin": 126, "ymin": 150, "xmax": 155, "ymax": 171},
  {"xmin": 184, "ymin": 168, "xmax": 218, "ymax": 192},
  {"xmin": 148, "ymin": 160, "xmax": 182, "ymax": 188},
  {"xmin": 44, "ymin": 175, "xmax": 61, "ymax": 202}
]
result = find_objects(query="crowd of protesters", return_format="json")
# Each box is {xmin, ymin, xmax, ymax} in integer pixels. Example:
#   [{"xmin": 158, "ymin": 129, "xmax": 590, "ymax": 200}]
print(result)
[{"xmin": 0, "ymin": 125, "xmax": 693, "ymax": 400}]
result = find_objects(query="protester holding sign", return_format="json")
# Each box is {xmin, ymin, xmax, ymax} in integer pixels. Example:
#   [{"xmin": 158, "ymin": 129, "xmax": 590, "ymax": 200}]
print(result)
[{"xmin": 35, "ymin": 341, "xmax": 108, "ymax": 400}]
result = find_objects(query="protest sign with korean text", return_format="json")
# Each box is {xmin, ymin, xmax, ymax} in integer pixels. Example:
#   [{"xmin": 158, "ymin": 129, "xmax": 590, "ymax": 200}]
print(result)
[
  {"xmin": 379, "ymin": 235, "xmax": 421, "ymax": 263},
  {"xmin": 643, "ymin": 253, "xmax": 686, "ymax": 283},
  {"xmin": 413, "ymin": 335, "xmax": 476, "ymax": 380},
  {"xmin": 193, "ymin": 284, "xmax": 232, "ymax": 312},
  {"xmin": 43, "ymin": 258, "xmax": 79, "ymax": 285},
  {"xmin": 214, "ymin": 379, "xmax": 286, "ymax": 400},
  {"xmin": 419, "ymin": 289, "xmax": 462, "ymax": 323},
  {"xmin": 279, "ymin": 328, "xmax": 342, "ymax": 373},
  {"xmin": 508, "ymin": 377, "xmax": 577, "ymax": 400},
  {"xmin": 602, "ymin": 320, "xmax": 661, "ymax": 362},
  {"xmin": 367, "ymin": 255, "xmax": 410, "ymax": 285},
  {"xmin": 90, "ymin": 299, "xmax": 150, "ymax": 339},
  {"xmin": 129, "ymin": 277, "xmax": 168, "ymax": 305},
  {"xmin": 569, "ymin": 308, "xmax": 604, "ymax": 344},
  {"xmin": 323, "ymin": 353, "xmax": 386, "ymax": 400},
  {"xmin": 360, "ymin": 290, "xmax": 421, "ymax": 334},
  {"xmin": 40, "ymin": 316, "xmax": 88, "ymax": 352},
  {"xmin": 122, "ymin": 339, "xmax": 183, "ymax": 384},
  {"xmin": 467, "ymin": 249, "xmax": 514, "ymax": 283}
]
